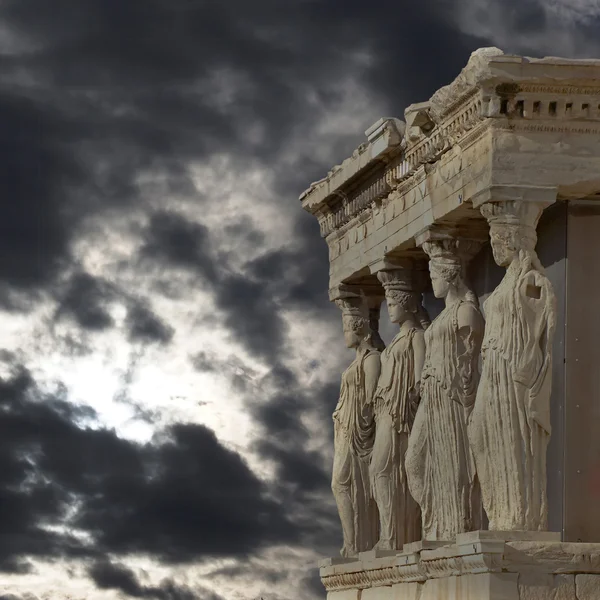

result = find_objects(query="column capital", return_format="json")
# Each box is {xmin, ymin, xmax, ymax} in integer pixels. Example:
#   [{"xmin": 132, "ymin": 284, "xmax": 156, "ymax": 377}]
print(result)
[
  {"xmin": 368, "ymin": 255, "xmax": 420, "ymax": 275},
  {"xmin": 415, "ymin": 224, "xmax": 486, "ymax": 263},
  {"xmin": 329, "ymin": 282, "xmax": 386, "ymax": 350},
  {"xmin": 328, "ymin": 282, "xmax": 384, "ymax": 303},
  {"xmin": 473, "ymin": 186, "xmax": 557, "ymax": 247},
  {"xmin": 471, "ymin": 184, "xmax": 558, "ymax": 211}
]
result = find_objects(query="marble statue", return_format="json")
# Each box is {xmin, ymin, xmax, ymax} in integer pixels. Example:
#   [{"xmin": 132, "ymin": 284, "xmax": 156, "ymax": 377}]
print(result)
[
  {"xmin": 332, "ymin": 293, "xmax": 382, "ymax": 557},
  {"xmin": 370, "ymin": 270, "xmax": 428, "ymax": 550},
  {"xmin": 469, "ymin": 201, "xmax": 557, "ymax": 531},
  {"xmin": 405, "ymin": 239, "xmax": 484, "ymax": 540}
]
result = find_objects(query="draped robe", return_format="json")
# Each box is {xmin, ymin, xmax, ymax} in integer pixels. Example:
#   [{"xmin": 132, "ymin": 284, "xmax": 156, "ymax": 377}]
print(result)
[
  {"xmin": 370, "ymin": 327, "xmax": 422, "ymax": 549},
  {"xmin": 405, "ymin": 300, "xmax": 481, "ymax": 540},
  {"xmin": 469, "ymin": 262, "xmax": 556, "ymax": 531},
  {"xmin": 332, "ymin": 347, "xmax": 380, "ymax": 556}
]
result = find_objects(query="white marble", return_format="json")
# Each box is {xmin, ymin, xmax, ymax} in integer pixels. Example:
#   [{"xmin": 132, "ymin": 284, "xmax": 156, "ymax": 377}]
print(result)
[
  {"xmin": 405, "ymin": 233, "xmax": 484, "ymax": 541},
  {"xmin": 331, "ymin": 291, "xmax": 382, "ymax": 558},
  {"xmin": 469, "ymin": 198, "xmax": 557, "ymax": 532},
  {"xmin": 370, "ymin": 268, "xmax": 426, "ymax": 551}
]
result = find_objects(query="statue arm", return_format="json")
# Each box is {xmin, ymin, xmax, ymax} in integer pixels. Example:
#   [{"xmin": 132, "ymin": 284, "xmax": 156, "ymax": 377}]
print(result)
[
  {"xmin": 413, "ymin": 329, "xmax": 426, "ymax": 385},
  {"xmin": 363, "ymin": 353, "xmax": 381, "ymax": 405},
  {"xmin": 516, "ymin": 272, "xmax": 557, "ymax": 433},
  {"xmin": 455, "ymin": 303, "xmax": 484, "ymax": 411},
  {"xmin": 514, "ymin": 272, "xmax": 556, "ymax": 389},
  {"xmin": 407, "ymin": 329, "xmax": 426, "ymax": 430}
]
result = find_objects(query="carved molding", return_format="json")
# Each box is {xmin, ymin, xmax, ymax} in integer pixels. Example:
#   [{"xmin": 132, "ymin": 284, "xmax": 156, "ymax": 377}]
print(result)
[
  {"xmin": 316, "ymin": 92, "xmax": 487, "ymax": 239},
  {"xmin": 320, "ymin": 544, "xmax": 502, "ymax": 591},
  {"xmin": 311, "ymin": 89, "xmax": 600, "ymax": 242},
  {"xmin": 320, "ymin": 537, "xmax": 600, "ymax": 592}
]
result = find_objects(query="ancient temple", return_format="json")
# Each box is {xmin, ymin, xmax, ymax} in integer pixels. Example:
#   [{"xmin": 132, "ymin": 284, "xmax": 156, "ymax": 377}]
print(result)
[{"xmin": 300, "ymin": 48, "xmax": 600, "ymax": 600}]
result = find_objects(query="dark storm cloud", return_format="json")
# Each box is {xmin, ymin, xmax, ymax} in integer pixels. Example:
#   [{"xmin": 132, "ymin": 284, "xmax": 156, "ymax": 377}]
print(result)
[
  {"xmin": 0, "ymin": 0, "xmax": 593, "ymax": 307},
  {"xmin": 207, "ymin": 563, "xmax": 285, "ymax": 585},
  {"xmin": 54, "ymin": 271, "xmax": 116, "ymax": 331},
  {"xmin": 243, "ymin": 364, "xmax": 342, "ymax": 559},
  {"xmin": 139, "ymin": 208, "xmax": 333, "ymax": 362},
  {"xmin": 0, "ymin": 90, "xmax": 85, "ymax": 298},
  {"xmin": 125, "ymin": 300, "xmax": 175, "ymax": 345},
  {"xmin": 89, "ymin": 560, "xmax": 225, "ymax": 600},
  {"xmin": 78, "ymin": 422, "xmax": 297, "ymax": 560},
  {"xmin": 52, "ymin": 270, "xmax": 175, "ymax": 346},
  {"xmin": 144, "ymin": 209, "xmax": 343, "ymax": 552},
  {"xmin": 139, "ymin": 211, "xmax": 217, "ymax": 285},
  {"xmin": 0, "ymin": 361, "xmax": 296, "ymax": 574},
  {"xmin": 0, "ymin": 0, "xmax": 496, "ymax": 307}
]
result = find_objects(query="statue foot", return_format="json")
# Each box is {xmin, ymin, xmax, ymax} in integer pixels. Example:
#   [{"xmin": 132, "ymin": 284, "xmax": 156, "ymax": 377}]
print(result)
[{"xmin": 340, "ymin": 545, "xmax": 356, "ymax": 558}]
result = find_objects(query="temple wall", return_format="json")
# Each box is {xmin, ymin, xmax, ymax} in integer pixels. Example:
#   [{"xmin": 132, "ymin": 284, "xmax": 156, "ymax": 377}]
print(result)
[{"xmin": 564, "ymin": 200, "xmax": 600, "ymax": 543}]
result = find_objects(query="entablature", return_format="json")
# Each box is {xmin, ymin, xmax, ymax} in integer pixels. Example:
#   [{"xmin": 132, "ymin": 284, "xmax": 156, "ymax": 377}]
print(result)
[{"xmin": 300, "ymin": 47, "xmax": 600, "ymax": 290}]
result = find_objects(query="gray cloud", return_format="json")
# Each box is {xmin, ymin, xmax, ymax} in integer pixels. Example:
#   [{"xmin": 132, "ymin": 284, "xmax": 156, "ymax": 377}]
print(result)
[
  {"xmin": 89, "ymin": 560, "xmax": 224, "ymax": 600},
  {"xmin": 54, "ymin": 271, "xmax": 117, "ymax": 332},
  {"xmin": 125, "ymin": 300, "xmax": 175, "ymax": 346},
  {"xmin": 0, "ymin": 360, "xmax": 297, "ymax": 574}
]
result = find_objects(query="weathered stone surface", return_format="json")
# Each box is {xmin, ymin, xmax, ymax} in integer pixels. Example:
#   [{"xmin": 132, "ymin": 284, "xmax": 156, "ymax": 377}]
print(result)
[
  {"xmin": 517, "ymin": 573, "xmax": 575, "ymax": 600},
  {"xmin": 331, "ymin": 291, "xmax": 381, "ymax": 558},
  {"xmin": 327, "ymin": 590, "xmax": 360, "ymax": 600},
  {"xmin": 575, "ymin": 574, "xmax": 600, "ymax": 599},
  {"xmin": 457, "ymin": 531, "xmax": 561, "ymax": 544},
  {"xmin": 503, "ymin": 543, "xmax": 600, "ymax": 574},
  {"xmin": 321, "ymin": 540, "xmax": 600, "ymax": 596},
  {"xmin": 391, "ymin": 582, "xmax": 421, "ymax": 600},
  {"xmin": 405, "ymin": 231, "xmax": 484, "ymax": 541},
  {"xmin": 362, "ymin": 586, "xmax": 395, "ymax": 600},
  {"xmin": 370, "ymin": 267, "xmax": 426, "ymax": 550},
  {"xmin": 301, "ymin": 51, "xmax": 600, "ymax": 289},
  {"xmin": 428, "ymin": 47, "xmax": 504, "ymax": 120},
  {"xmin": 419, "ymin": 572, "xmax": 519, "ymax": 600}
]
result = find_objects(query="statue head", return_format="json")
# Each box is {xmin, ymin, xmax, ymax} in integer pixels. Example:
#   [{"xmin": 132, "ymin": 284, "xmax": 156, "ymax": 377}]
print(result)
[
  {"xmin": 422, "ymin": 238, "xmax": 479, "ymax": 304},
  {"xmin": 428, "ymin": 259, "xmax": 461, "ymax": 299},
  {"xmin": 335, "ymin": 295, "xmax": 371, "ymax": 349},
  {"xmin": 385, "ymin": 290, "xmax": 419, "ymax": 324},
  {"xmin": 481, "ymin": 201, "xmax": 543, "ymax": 270},
  {"xmin": 377, "ymin": 269, "xmax": 420, "ymax": 325}
]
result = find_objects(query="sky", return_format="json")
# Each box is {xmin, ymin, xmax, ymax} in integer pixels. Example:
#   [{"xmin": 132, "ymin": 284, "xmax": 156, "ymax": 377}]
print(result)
[{"xmin": 0, "ymin": 1, "xmax": 600, "ymax": 599}]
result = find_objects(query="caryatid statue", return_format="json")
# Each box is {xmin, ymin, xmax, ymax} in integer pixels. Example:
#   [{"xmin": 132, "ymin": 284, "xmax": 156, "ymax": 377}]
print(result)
[
  {"xmin": 469, "ymin": 200, "xmax": 557, "ymax": 531},
  {"xmin": 405, "ymin": 235, "xmax": 484, "ymax": 540},
  {"xmin": 331, "ymin": 290, "xmax": 383, "ymax": 557},
  {"xmin": 370, "ymin": 268, "xmax": 428, "ymax": 550}
]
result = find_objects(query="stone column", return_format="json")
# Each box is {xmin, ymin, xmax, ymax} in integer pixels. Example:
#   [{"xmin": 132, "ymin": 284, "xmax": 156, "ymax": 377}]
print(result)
[
  {"xmin": 367, "ymin": 258, "xmax": 429, "ymax": 550},
  {"xmin": 329, "ymin": 284, "xmax": 382, "ymax": 557},
  {"xmin": 469, "ymin": 185, "xmax": 558, "ymax": 532},
  {"xmin": 405, "ymin": 226, "xmax": 485, "ymax": 541}
]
